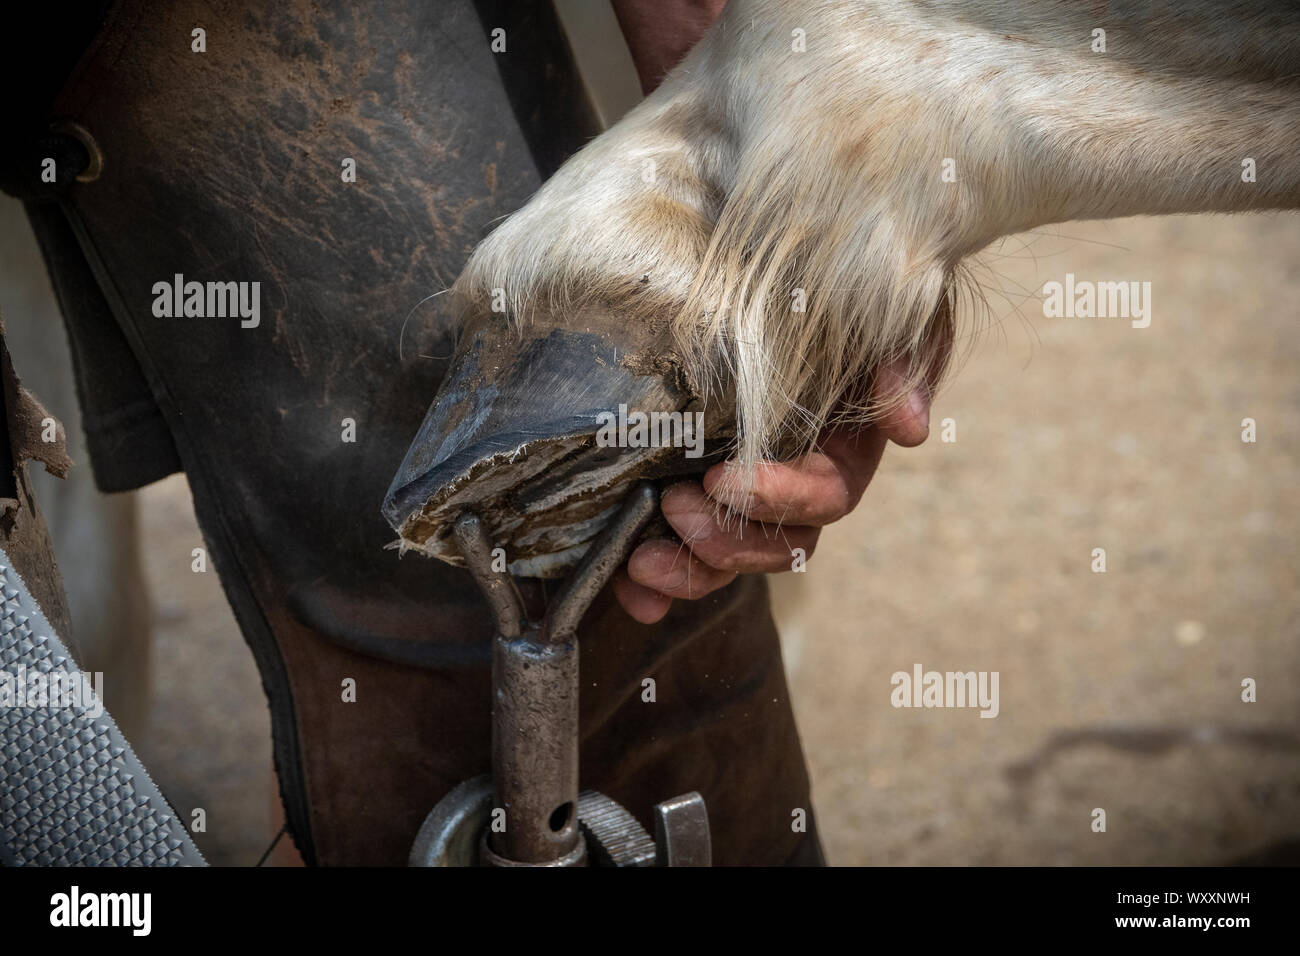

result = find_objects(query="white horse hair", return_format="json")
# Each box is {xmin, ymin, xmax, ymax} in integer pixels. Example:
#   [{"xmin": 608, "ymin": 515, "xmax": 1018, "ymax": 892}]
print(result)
[{"xmin": 454, "ymin": 0, "xmax": 1300, "ymax": 492}]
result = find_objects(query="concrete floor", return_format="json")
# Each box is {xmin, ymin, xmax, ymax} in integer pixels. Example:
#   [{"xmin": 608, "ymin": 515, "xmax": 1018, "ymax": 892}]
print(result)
[
  {"xmin": 774, "ymin": 212, "xmax": 1300, "ymax": 865},
  {"xmin": 131, "ymin": 479, "xmax": 273, "ymax": 866},
  {"xmin": 123, "ymin": 211, "xmax": 1299, "ymax": 865}
]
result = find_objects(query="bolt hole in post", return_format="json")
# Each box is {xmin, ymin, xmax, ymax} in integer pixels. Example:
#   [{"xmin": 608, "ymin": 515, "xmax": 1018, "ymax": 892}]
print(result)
[
  {"xmin": 548, "ymin": 802, "xmax": 574, "ymax": 833},
  {"xmin": 453, "ymin": 484, "xmax": 661, "ymax": 865}
]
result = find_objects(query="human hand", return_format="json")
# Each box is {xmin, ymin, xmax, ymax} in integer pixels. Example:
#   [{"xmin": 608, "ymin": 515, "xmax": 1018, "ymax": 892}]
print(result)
[{"xmin": 613, "ymin": 364, "xmax": 934, "ymax": 623}]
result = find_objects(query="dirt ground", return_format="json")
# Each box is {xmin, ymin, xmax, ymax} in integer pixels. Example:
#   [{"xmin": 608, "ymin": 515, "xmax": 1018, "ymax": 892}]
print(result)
[{"xmin": 127, "ymin": 211, "xmax": 1298, "ymax": 865}]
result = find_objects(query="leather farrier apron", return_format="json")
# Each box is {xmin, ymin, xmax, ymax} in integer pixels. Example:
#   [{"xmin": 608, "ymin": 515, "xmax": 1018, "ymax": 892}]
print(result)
[{"xmin": 10, "ymin": 0, "xmax": 824, "ymax": 865}]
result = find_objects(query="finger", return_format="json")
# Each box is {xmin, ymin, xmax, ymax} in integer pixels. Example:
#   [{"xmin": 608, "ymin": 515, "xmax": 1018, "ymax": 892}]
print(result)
[
  {"xmin": 702, "ymin": 427, "xmax": 887, "ymax": 527},
  {"xmin": 659, "ymin": 482, "xmax": 820, "ymax": 572},
  {"xmin": 872, "ymin": 359, "xmax": 931, "ymax": 447},
  {"xmin": 612, "ymin": 569, "xmax": 673, "ymax": 624},
  {"xmin": 626, "ymin": 536, "xmax": 739, "ymax": 598}
]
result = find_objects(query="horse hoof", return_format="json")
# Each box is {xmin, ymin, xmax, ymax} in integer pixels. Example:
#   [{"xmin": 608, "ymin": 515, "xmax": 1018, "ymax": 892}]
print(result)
[{"xmin": 383, "ymin": 307, "xmax": 730, "ymax": 578}]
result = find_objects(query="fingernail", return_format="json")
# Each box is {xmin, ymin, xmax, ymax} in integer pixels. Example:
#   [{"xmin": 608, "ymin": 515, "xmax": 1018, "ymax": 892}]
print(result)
[
  {"xmin": 661, "ymin": 489, "xmax": 715, "ymax": 541},
  {"xmin": 661, "ymin": 560, "xmax": 688, "ymax": 590},
  {"xmin": 629, "ymin": 543, "xmax": 687, "ymax": 591},
  {"xmin": 678, "ymin": 511, "xmax": 715, "ymax": 542},
  {"xmin": 714, "ymin": 490, "xmax": 761, "ymax": 514}
]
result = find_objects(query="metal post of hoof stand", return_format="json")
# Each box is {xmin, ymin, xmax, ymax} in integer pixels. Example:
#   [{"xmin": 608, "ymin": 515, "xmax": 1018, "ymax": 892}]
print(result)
[{"xmin": 409, "ymin": 481, "xmax": 712, "ymax": 867}]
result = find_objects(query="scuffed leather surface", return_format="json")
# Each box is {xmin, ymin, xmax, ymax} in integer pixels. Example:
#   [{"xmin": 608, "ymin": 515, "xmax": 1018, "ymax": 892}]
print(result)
[{"xmin": 45, "ymin": 0, "xmax": 818, "ymax": 865}]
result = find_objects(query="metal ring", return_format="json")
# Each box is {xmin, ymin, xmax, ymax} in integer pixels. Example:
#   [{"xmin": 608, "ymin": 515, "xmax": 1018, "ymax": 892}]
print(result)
[
  {"xmin": 408, "ymin": 775, "xmax": 494, "ymax": 867},
  {"xmin": 480, "ymin": 831, "xmax": 588, "ymax": 868},
  {"xmin": 50, "ymin": 120, "xmax": 104, "ymax": 183}
]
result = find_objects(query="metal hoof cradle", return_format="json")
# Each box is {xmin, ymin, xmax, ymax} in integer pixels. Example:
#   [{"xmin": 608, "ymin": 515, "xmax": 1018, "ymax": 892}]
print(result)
[
  {"xmin": 408, "ymin": 481, "xmax": 712, "ymax": 868},
  {"xmin": 410, "ymin": 776, "xmax": 710, "ymax": 868}
]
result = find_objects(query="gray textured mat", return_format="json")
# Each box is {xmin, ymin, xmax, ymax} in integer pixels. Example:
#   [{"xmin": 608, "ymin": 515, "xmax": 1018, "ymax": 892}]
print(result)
[{"xmin": 0, "ymin": 549, "xmax": 205, "ymax": 866}]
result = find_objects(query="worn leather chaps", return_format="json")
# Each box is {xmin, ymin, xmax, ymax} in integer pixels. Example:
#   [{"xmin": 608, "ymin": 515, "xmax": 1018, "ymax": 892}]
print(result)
[{"xmin": 13, "ymin": 0, "xmax": 823, "ymax": 865}]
